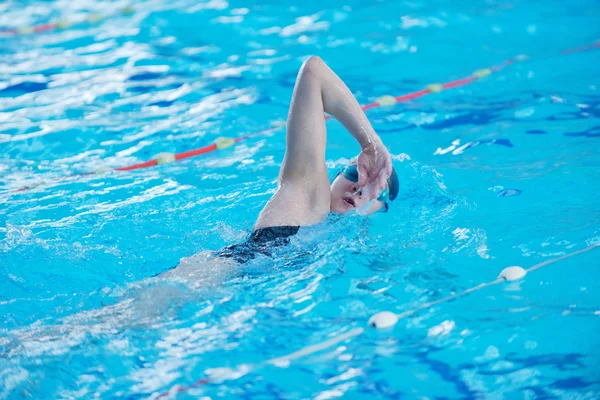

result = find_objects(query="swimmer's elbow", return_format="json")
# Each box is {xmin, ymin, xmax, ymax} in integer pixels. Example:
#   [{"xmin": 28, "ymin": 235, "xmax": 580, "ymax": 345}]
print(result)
[{"xmin": 301, "ymin": 56, "xmax": 325, "ymax": 76}]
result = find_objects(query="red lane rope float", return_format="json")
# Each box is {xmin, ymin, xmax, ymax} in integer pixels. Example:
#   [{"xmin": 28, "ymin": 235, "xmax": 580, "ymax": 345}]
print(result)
[
  {"xmin": 0, "ymin": 6, "xmax": 135, "ymax": 36},
  {"xmin": 561, "ymin": 40, "xmax": 600, "ymax": 55},
  {"xmin": 6, "ymin": 40, "xmax": 600, "ymax": 194}
]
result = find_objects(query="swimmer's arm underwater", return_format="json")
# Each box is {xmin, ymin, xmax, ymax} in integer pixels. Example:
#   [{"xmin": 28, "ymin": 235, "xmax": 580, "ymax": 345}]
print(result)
[{"xmin": 255, "ymin": 56, "xmax": 391, "ymax": 229}]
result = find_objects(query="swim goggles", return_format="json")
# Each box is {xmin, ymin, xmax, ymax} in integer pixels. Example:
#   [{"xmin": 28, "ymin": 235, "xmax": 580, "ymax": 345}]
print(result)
[{"xmin": 342, "ymin": 165, "xmax": 390, "ymax": 203}]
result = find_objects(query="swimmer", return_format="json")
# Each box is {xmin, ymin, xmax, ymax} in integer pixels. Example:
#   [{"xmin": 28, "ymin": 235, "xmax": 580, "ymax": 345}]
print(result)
[
  {"xmin": 164, "ymin": 56, "xmax": 399, "ymax": 282},
  {"xmin": 3, "ymin": 57, "xmax": 401, "ymax": 357}
]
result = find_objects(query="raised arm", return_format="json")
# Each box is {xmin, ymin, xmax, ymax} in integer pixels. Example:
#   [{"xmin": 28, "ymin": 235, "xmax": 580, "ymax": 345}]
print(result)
[
  {"xmin": 254, "ymin": 56, "xmax": 391, "ymax": 229},
  {"xmin": 281, "ymin": 56, "xmax": 385, "ymax": 183}
]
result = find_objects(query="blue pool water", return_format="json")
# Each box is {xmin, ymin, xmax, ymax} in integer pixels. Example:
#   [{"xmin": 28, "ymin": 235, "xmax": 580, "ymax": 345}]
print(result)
[{"xmin": 1, "ymin": 0, "xmax": 600, "ymax": 398}]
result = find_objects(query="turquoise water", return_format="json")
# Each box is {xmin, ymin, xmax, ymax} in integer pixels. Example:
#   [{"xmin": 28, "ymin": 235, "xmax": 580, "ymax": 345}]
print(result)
[{"xmin": 1, "ymin": 0, "xmax": 600, "ymax": 398}]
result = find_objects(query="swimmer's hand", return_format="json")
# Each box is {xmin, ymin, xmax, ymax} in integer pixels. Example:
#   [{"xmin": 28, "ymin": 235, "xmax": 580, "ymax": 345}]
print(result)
[{"xmin": 357, "ymin": 139, "xmax": 392, "ymax": 200}]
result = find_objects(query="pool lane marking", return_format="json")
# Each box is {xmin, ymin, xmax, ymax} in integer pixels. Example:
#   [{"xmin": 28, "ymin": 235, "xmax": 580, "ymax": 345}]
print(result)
[
  {"xmin": 6, "ymin": 40, "xmax": 599, "ymax": 194},
  {"xmin": 371, "ymin": 241, "xmax": 600, "ymax": 324},
  {"xmin": 153, "ymin": 327, "xmax": 365, "ymax": 399},
  {"xmin": 387, "ymin": 242, "xmax": 600, "ymax": 322},
  {"xmin": 267, "ymin": 327, "xmax": 365, "ymax": 366},
  {"xmin": 525, "ymin": 241, "xmax": 600, "ymax": 273},
  {"xmin": 153, "ymin": 242, "xmax": 600, "ymax": 399},
  {"xmin": 0, "ymin": 6, "xmax": 135, "ymax": 36}
]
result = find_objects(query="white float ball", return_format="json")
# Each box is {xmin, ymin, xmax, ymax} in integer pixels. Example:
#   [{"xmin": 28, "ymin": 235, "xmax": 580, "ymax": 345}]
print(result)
[
  {"xmin": 368, "ymin": 311, "xmax": 399, "ymax": 328},
  {"xmin": 499, "ymin": 266, "xmax": 527, "ymax": 281}
]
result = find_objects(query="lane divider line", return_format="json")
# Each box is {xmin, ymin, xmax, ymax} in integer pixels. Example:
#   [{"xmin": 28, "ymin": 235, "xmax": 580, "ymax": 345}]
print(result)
[
  {"xmin": 4, "ymin": 40, "xmax": 599, "ymax": 195},
  {"xmin": 153, "ymin": 242, "xmax": 600, "ymax": 399}
]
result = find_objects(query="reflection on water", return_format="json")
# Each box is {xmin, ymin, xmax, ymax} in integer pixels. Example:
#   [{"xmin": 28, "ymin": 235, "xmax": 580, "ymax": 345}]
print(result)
[{"xmin": 2, "ymin": 0, "xmax": 600, "ymax": 398}]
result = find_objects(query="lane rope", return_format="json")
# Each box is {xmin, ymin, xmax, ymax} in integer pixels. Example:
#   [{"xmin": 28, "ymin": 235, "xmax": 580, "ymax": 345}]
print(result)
[
  {"xmin": 4, "ymin": 40, "xmax": 600, "ymax": 194},
  {"xmin": 152, "ymin": 242, "xmax": 600, "ymax": 399},
  {"xmin": 0, "ymin": 6, "xmax": 135, "ymax": 36},
  {"xmin": 4, "ymin": 20, "xmax": 599, "ymax": 395}
]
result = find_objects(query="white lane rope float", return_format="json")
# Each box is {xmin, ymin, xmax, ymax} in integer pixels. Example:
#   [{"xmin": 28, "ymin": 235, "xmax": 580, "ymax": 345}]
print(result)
[
  {"xmin": 154, "ymin": 242, "xmax": 600, "ymax": 398},
  {"xmin": 369, "ymin": 242, "xmax": 600, "ymax": 327}
]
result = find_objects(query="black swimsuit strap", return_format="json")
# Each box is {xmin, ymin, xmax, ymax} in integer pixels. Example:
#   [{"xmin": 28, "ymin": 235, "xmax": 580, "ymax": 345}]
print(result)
[
  {"xmin": 249, "ymin": 226, "xmax": 300, "ymax": 244},
  {"xmin": 215, "ymin": 226, "xmax": 300, "ymax": 264}
]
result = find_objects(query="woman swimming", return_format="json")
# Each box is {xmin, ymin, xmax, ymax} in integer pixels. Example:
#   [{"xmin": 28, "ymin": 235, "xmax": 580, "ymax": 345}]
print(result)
[
  {"xmin": 3, "ymin": 57, "xmax": 401, "ymax": 357},
  {"xmin": 163, "ymin": 56, "xmax": 399, "ymax": 281}
]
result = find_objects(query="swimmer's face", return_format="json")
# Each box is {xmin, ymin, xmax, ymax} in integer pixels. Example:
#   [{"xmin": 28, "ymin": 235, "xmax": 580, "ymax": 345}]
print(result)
[{"xmin": 330, "ymin": 173, "xmax": 386, "ymax": 215}]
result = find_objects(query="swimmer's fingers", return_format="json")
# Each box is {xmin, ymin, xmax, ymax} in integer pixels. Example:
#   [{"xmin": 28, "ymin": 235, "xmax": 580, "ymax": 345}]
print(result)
[
  {"xmin": 368, "ymin": 172, "xmax": 386, "ymax": 199},
  {"xmin": 357, "ymin": 164, "xmax": 368, "ymax": 187},
  {"xmin": 378, "ymin": 169, "xmax": 389, "ymax": 191},
  {"xmin": 364, "ymin": 174, "xmax": 385, "ymax": 200},
  {"xmin": 378, "ymin": 153, "xmax": 392, "ymax": 191},
  {"xmin": 369, "ymin": 160, "xmax": 392, "ymax": 199},
  {"xmin": 383, "ymin": 158, "xmax": 392, "ymax": 186},
  {"xmin": 385, "ymin": 156, "xmax": 393, "ymax": 176}
]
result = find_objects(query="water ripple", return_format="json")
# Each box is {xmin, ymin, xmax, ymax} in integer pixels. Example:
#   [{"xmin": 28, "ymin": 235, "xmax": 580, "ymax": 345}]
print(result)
[{"xmin": 1, "ymin": 0, "xmax": 600, "ymax": 398}]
